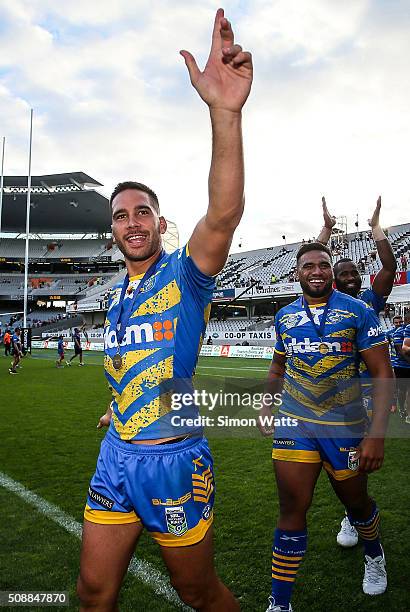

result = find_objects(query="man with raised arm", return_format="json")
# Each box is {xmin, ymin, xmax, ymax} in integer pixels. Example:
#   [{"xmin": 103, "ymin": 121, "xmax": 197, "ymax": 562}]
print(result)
[
  {"xmin": 259, "ymin": 243, "xmax": 393, "ymax": 612},
  {"xmin": 317, "ymin": 196, "xmax": 397, "ymax": 547},
  {"xmin": 77, "ymin": 9, "xmax": 252, "ymax": 611}
]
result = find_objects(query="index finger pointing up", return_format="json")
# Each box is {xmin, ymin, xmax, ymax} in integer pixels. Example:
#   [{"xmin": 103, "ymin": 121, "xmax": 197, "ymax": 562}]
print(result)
[{"xmin": 211, "ymin": 8, "xmax": 234, "ymax": 52}]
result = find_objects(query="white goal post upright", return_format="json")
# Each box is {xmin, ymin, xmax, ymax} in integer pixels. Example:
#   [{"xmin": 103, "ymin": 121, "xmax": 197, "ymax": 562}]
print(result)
[
  {"xmin": 0, "ymin": 136, "xmax": 5, "ymax": 234},
  {"xmin": 23, "ymin": 109, "xmax": 33, "ymax": 329}
]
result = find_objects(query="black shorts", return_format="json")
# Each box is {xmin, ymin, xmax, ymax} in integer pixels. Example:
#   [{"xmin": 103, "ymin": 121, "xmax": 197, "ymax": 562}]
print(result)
[{"xmin": 75, "ymin": 347, "xmax": 83, "ymax": 355}]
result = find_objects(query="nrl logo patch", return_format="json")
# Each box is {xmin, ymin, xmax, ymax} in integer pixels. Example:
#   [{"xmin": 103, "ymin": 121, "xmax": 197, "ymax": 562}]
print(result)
[
  {"xmin": 348, "ymin": 451, "xmax": 359, "ymax": 471},
  {"xmin": 165, "ymin": 506, "xmax": 188, "ymax": 537}
]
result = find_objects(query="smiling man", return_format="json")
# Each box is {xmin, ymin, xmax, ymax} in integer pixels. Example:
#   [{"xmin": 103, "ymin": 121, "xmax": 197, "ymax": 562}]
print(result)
[
  {"xmin": 77, "ymin": 9, "xmax": 252, "ymax": 611},
  {"xmin": 317, "ymin": 197, "xmax": 397, "ymax": 547},
  {"xmin": 259, "ymin": 242, "xmax": 393, "ymax": 612}
]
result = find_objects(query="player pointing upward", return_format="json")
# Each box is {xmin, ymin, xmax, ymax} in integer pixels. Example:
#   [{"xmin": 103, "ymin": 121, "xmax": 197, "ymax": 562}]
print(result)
[{"xmin": 77, "ymin": 10, "xmax": 252, "ymax": 611}]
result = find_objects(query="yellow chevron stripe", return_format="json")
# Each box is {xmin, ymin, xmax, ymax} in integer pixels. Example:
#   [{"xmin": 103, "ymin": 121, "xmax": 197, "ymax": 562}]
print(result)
[
  {"xmin": 193, "ymin": 486, "xmax": 213, "ymax": 498},
  {"xmin": 130, "ymin": 280, "xmax": 181, "ymax": 318},
  {"xmin": 104, "ymin": 348, "xmax": 160, "ymax": 384},
  {"xmin": 113, "ymin": 356, "xmax": 173, "ymax": 414},
  {"xmin": 282, "ymin": 381, "xmax": 362, "ymax": 416},
  {"xmin": 192, "ymin": 467, "xmax": 212, "ymax": 480},
  {"xmin": 112, "ymin": 391, "xmax": 173, "ymax": 440},
  {"xmin": 192, "ymin": 478, "xmax": 212, "ymax": 489}
]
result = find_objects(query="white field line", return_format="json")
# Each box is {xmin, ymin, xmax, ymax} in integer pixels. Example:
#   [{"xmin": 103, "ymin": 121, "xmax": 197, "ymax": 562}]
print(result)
[
  {"xmin": 0, "ymin": 471, "xmax": 189, "ymax": 610},
  {"xmin": 31, "ymin": 353, "xmax": 268, "ymax": 373}
]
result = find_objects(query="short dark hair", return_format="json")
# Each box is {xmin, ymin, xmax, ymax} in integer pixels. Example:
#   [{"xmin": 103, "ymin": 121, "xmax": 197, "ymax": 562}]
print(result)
[
  {"xmin": 334, "ymin": 257, "xmax": 356, "ymax": 274},
  {"xmin": 109, "ymin": 181, "xmax": 160, "ymax": 212},
  {"xmin": 296, "ymin": 241, "xmax": 332, "ymax": 263}
]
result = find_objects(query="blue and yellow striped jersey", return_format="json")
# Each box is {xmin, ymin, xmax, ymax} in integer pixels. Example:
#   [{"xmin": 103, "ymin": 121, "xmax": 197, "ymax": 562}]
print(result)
[
  {"xmin": 389, "ymin": 324, "xmax": 410, "ymax": 369},
  {"xmin": 104, "ymin": 245, "xmax": 214, "ymax": 440},
  {"xmin": 274, "ymin": 290, "xmax": 387, "ymax": 425}
]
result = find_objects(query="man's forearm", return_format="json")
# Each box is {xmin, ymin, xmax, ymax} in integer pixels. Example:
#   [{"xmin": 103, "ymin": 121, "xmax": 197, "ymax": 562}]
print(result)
[
  {"xmin": 317, "ymin": 226, "xmax": 332, "ymax": 245},
  {"xmin": 372, "ymin": 228, "xmax": 397, "ymax": 273},
  {"xmin": 207, "ymin": 109, "xmax": 244, "ymax": 231},
  {"xmin": 368, "ymin": 376, "xmax": 394, "ymax": 438}
]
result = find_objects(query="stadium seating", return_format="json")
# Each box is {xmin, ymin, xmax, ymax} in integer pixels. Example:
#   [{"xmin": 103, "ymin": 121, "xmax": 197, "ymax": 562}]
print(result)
[{"xmin": 215, "ymin": 223, "xmax": 410, "ymax": 288}]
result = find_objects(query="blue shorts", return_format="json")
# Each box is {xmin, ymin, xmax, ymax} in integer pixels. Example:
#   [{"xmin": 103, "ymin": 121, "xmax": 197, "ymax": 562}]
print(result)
[
  {"xmin": 272, "ymin": 418, "xmax": 364, "ymax": 481},
  {"xmin": 84, "ymin": 432, "xmax": 215, "ymax": 547}
]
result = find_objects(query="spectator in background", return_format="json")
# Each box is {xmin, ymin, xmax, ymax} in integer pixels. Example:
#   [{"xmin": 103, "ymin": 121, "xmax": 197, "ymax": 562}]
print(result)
[{"xmin": 3, "ymin": 329, "xmax": 11, "ymax": 356}]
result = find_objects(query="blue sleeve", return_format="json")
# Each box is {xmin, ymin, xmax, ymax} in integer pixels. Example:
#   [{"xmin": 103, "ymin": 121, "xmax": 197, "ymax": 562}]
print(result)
[
  {"xmin": 360, "ymin": 288, "xmax": 387, "ymax": 315},
  {"xmin": 404, "ymin": 325, "xmax": 410, "ymax": 341},
  {"xmin": 175, "ymin": 244, "xmax": 215, "ymax": 303},
  {"xmin": 356, "ymin": 303, "xmax": 387, "ymax": 351},
  {"xmin": 274, "ymin": 316, "xmax": 286, "ymax": 354},
  {"xmin": 392, "ymin": 327, "xmax": 403, "ymax": 347}
]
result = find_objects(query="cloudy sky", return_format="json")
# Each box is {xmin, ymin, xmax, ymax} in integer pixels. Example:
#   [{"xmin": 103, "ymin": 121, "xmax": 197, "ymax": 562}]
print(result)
[{"xmin": 1, "ymin": 0, "xmax": 409, "ymax": 251}]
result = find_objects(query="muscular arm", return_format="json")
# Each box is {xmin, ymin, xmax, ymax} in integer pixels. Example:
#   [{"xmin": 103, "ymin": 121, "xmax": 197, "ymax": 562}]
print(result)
[
  {"xmin": 403, "ymin": 337, "xmax": 410, "ymax": 357},
  {"xmin": 359, "ymin": 343, "xmax": 394, "ymax": 471},
  {"xmin": 368, "ymin": 197, "xmax": 397, "ymax": 297},
  {"xmin": 181, "ymin": 9, "xmax": 253, "ymax": 276},
  {"xmin": 189, "ymin": 110, "xmax": 245, "ymax": 275},
  {"xmin": 398, "ymin": 340, "xmax": 410, "ymax": 362},
  {"xmin": 316, "ymin": 196, "xmax": 336, "ymax": 245},
  {"xmin": 258, "ymin": 352, "xmax": 286, "ymax": 435}
]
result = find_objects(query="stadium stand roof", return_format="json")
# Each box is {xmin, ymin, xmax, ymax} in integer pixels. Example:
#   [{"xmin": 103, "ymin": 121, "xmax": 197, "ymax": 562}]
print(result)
[{"xmin": 1, "ymin": 172, "xmax": 110, "ymax": 233}]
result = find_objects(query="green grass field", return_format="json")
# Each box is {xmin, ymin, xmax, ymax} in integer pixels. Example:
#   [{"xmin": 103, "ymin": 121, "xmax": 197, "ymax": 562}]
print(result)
[{"xmin": 0, "ymin": 350, "xmax": 409, "ymax": 611}]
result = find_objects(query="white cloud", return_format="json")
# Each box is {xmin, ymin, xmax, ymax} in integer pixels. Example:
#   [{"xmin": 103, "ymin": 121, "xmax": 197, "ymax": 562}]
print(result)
[{"xmin": 0, "ymin": 0, "xmax": 409, "ymax": 249}]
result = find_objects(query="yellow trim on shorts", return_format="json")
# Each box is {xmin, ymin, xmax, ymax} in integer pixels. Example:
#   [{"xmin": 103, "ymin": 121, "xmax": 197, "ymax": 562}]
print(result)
[
  {"xmin": 272, "ymin": 449, "xmax": 321, "ymax": 463},
  {"xmin": 274, "ymin": 349, "xmax": 286, "ymax": 355},
  {"xmin": 84, "ymin": 504, "xmax": 140, "ymax": 525},
  {"xmin": 279, "ymin": 410, "xmax": 365, "ymax": 427},
  {"xmin": 150, "ymin": 514, "xmax": 213, "ymax": 547},
  {"xmin": 322, "ymin": 462, "xmax": 359, "ymax": 481}
]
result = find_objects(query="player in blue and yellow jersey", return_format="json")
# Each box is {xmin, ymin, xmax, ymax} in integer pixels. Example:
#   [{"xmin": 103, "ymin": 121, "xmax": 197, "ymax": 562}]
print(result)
[
  {"xmin": 77, "ymin": 10, "xmax": 253, "ymax": 612},
  {"xmin": 259, "ymin": 243, "xmax": 393, "ymax": 612},
  {"xmin": 317, "ymin": 196, "xmax": 397, "ymax": 548},
  {"xmin": 390, "ymin": 312, "xmax": 410, "ymax": 423}
]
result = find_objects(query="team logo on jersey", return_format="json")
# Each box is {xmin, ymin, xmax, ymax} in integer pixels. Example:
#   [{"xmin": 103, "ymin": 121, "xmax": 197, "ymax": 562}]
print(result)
[
  {"xmin": 165, "ymin": 506, "xmax": 188, "ymax": 536},
  {"xmin": 141, "ymin": 275, "xmax": 157, "ymax": 293},
  {"xmin": 327, "ymin": 310, "xmax": 353, "ymax": 325}
]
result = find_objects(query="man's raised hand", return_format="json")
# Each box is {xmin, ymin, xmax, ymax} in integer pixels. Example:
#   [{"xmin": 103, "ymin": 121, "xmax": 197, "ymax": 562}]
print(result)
[
  {"xmin": 180, "ymin": 8, "xmax": 253, "ymax": 113},
  {"xmin": 322, "ymin": 196, "xmax": 336, "ymax": 229},
  {"xmin": 368, "ymin": 196, "xmax": 382, "ymax": 228}
]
